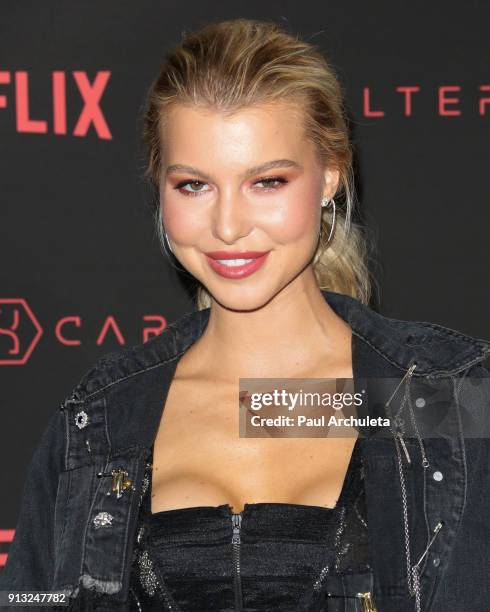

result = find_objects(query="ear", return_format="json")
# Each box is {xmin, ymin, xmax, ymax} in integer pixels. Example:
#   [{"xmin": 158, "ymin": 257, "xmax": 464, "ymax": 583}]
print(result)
[{"xmin": 322, "ymin": 166, "xmax": 340, "ymax": 198}]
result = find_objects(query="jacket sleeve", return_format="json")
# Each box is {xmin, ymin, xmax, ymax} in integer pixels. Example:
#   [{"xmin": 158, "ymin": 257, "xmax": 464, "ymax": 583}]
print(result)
[{"xmin": 0, "ymin": 406, "xmax": 66, "ymax": 594}]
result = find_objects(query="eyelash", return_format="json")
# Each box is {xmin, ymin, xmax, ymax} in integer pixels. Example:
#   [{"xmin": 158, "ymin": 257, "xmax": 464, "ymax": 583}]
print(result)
[{"xmin": 174, "ymin": 176, "xmax": 289, "ymax": 197}]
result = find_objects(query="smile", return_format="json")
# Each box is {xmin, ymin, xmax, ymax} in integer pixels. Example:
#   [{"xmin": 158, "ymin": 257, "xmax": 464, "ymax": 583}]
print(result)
[
  {"xmin": 215, "ymin": 258, "xmax": 255, "ymax": 266},
  {"xmin": 204, "ymin": 251, "xmax": 270, "ymax": 279}
]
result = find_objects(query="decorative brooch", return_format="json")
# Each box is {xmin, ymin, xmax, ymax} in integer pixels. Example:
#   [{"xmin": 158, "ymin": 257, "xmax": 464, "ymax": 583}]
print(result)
[
  {"xmin": 97, "ymin": 468, "xmax": 134, "ymax": 499},
  {"xmin": 93, "ymin": 511, "xmax": 114, "ymax": 529},
  {"xmin": 75, "ymin": 410, "xmax": 89, "ymax": 429}
]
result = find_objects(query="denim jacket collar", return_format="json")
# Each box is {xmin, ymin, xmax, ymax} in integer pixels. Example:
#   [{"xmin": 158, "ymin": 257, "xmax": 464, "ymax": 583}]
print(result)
[{"xmin": 68, "ymin": 289, "xmax": 490, "ymax": 405}]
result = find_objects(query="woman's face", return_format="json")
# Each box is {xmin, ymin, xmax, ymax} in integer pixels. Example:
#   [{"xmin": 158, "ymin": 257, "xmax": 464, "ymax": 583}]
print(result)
[{"xmin": 159, "ymin": 101, "xmax": 339, "ymax": 310}]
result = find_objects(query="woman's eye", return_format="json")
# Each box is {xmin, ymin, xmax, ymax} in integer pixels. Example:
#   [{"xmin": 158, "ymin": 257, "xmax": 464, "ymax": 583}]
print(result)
[
  {"xmin": 254, "ymin": 176, "xmax": 288, "ymax": 190},
  {"xmin": 174, "ymin": 176, "xmax": 287, "ymax": 197},
  {"xmin": 175, "ymin": 180, "xmax": 209, "ymax": 196}
]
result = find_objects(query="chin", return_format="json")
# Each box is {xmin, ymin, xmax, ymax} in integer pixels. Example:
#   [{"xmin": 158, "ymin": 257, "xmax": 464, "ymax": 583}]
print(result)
[{"xmin": 206, "ymin": 282, "xmax": 280, "ymax": 312}]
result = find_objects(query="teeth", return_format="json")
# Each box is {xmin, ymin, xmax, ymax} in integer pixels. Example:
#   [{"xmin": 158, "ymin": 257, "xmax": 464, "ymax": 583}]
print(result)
[{"xmin": 215, "ymin": 258, "xmax": 255, "ymax": 266}]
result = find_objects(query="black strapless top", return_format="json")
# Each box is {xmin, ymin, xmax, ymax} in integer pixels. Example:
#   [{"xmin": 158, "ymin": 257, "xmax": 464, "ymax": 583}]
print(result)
[{"xmin": 128, "ymin": 439, "xmax": 371, "ymax": 611}]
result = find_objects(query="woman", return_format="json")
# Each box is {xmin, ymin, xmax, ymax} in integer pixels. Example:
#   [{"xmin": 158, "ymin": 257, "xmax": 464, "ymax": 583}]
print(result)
[{"xmin": 1, "ymin": 17, "xmax": 489, "ymax": 612}]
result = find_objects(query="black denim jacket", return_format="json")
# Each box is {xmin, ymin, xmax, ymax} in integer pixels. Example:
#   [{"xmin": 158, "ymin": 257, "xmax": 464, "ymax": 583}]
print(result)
[{"xmin": 1, "ymin": 290, "xmax": 489, "ymax": 612}]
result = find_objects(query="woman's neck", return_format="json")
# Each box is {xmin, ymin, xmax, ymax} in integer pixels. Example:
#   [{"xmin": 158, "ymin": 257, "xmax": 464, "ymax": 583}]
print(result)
[{"xmin": 186, "ymin": 275, "xmax": 353, "ymax": 383}]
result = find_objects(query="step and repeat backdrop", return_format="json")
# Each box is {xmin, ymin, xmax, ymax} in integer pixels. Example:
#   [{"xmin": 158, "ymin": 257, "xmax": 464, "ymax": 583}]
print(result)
[{"xmin": 0, "ymin": 0, "xmax": 489, "ymax": 570}]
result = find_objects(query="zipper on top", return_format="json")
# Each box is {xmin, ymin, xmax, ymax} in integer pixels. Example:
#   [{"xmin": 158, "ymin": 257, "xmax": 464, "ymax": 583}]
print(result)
[{"xmin": 231, "ymin": 511, "xmax": 244, "ymax": 611}]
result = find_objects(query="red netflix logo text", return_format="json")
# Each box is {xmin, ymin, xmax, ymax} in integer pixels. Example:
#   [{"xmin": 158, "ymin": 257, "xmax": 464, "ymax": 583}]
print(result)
[
  {"xmin": 0, "ymin": 72, "xmax": 489, "ymax": 138},
  {"xmin": 0, "ymin": 71, "xmax": 112, "ymax": 138}
]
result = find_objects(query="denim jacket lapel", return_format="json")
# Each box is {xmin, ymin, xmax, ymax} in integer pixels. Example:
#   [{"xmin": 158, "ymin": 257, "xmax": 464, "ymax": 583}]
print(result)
[{"xmin": 353, "ymin": 333, "xmax": 469, "ymax": 611}]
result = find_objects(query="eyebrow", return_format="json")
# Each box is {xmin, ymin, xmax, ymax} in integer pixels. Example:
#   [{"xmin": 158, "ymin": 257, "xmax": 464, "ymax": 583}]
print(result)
[{"xmin": 165, "ymin": 159, "xmax": 302, "ymax": 181}]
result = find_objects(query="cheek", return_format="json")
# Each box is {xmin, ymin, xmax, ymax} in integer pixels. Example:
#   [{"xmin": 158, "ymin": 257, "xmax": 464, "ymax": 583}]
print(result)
[
  {"xmin": 261, "ymin": 181, "xmax": 320, "ymax": 242},
  {"xmin": 160, "ymin": 190, "xmax": 204, "ymax": 244}
]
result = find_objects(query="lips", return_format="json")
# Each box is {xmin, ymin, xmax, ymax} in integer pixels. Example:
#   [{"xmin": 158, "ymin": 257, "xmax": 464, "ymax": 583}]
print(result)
[
  {"xmin": 205, "ymin": 251, "xmax": 269, "ymax": 259},
  {"xmin": 204, "ymin": 251, "xmax": 270, "ymax": 279}
]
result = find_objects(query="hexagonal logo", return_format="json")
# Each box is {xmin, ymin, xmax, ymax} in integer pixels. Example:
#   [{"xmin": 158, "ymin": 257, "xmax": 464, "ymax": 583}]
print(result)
[{"xmin": 0, "ymin": 298, "xmax": 43, "ymax": 365}]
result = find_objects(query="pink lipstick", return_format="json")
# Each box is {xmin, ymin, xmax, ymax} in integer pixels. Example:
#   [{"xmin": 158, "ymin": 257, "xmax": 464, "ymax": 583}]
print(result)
[{"xmin": 204, "ymin": 250, "xmax": 270, "ymax": 279}]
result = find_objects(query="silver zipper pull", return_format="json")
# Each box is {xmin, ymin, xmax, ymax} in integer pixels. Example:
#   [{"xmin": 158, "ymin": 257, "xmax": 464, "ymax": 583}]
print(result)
[{"xmin": 232, "ymin": 513, "xmax": 242, "ymax": 543}]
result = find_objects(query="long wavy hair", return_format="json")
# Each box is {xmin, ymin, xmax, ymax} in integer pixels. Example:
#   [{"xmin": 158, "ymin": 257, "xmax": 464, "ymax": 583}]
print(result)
[{"xmin": 142, "ymin": 18, "xmax": 375, "ymax": 309}]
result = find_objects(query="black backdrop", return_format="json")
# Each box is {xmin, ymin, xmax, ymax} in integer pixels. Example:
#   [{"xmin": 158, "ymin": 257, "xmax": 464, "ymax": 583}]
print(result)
[{"xmin": 1, "ymin": 0, "xmax": 489, "ymax": 570}]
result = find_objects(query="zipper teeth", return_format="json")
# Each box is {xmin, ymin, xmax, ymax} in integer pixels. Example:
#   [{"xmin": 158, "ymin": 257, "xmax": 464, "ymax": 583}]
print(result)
[{"xmin": 231, "ymin": 512, "xmax": 243, "ymax": 612}]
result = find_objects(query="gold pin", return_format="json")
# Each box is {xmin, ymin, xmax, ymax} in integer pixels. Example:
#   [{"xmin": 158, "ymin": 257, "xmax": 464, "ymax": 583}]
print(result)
[
  {"xmin": 111, "ymin": 469, "xmax": 133, "ymax": 498},
  {"xmin": 357, "ymin": 591, "xmax": 377, "ymax": 612},
  {"xmin": 96, "ymin": 467, "xmax": 135, "ymax": 498}
]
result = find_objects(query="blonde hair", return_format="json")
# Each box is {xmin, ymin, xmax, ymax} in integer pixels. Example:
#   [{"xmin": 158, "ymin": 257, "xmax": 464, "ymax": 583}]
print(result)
[{"xmin": 142, "ymin": 18, "xmax": 375, "ymax": 309}]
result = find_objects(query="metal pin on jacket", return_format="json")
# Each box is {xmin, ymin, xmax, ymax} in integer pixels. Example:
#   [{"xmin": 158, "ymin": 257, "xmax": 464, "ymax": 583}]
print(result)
[{"xmin": 97, "ymin": 468, "xmax": 134, "ymax": 498}]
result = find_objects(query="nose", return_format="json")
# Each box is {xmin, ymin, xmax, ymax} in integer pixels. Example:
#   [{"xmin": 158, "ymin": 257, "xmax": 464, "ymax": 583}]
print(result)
[{"xmin": 211, "ymin": 188, "xmax": 252, "ymax": 245}]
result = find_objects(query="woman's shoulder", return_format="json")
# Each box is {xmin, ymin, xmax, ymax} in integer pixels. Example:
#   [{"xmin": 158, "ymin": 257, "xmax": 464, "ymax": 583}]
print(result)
[
  {"xmin": 62, "ymin": 308, "xmax": 208, "ymax": 406},
  {"xmin": 396, "ymin": 315, "xmax": 490, "ymax": 376},
  {"xmin": 324, "ymin": 290, "xmax": 490, "ymax": 377}
]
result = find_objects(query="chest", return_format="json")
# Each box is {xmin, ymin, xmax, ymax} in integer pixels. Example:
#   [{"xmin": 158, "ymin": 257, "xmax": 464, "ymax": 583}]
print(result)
[{"xmin": 150, "ymin": 376, "xmax": 359, "ymax": 513}]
